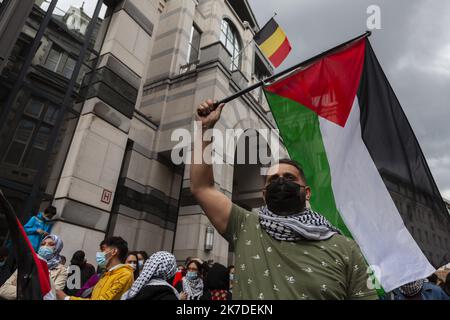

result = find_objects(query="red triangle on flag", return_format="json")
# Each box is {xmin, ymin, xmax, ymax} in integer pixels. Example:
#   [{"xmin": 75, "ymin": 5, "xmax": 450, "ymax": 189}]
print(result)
[{"xmin": 265, "ymin": 39, "xmax": 366, "ymax": 127}]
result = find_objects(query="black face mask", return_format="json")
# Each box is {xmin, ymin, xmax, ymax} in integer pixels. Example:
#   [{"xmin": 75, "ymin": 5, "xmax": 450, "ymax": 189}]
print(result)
[{"xmin": 265, "ymin": 177, "xmax": 306, "ymax": 216}]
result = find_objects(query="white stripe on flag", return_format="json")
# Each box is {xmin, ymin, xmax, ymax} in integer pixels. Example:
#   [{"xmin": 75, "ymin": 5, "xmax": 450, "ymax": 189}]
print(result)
[{"xmin": 319, "ymin": 98, "xmax": 435, "ymax": 292}]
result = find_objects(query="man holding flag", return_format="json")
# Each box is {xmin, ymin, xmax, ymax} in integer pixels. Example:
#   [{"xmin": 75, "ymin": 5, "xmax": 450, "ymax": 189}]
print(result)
[
  {"xmin": 191, "ymin": 99, "xmax": 378, "ymax": 300},
  {"xmin": 190, "ymin": 25, "xmax": 450, "ymax": 298}
]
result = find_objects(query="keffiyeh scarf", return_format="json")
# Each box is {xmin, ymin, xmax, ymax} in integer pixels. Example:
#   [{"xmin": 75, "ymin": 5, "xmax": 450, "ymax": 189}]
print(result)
[
  {"xmin": 123, "ymin": 251, "xmax": 178, "ymax": 300},
  {"xmin": 399, "ymin": 280, "xmax": 425, "ymax": 297},
  {"xmin": 259, "ymin": 206, "xmax": 340, "ymax": 241},
  {"xmin": 182, "ymin": 277, "xmax": 204, "ymax": 300}
]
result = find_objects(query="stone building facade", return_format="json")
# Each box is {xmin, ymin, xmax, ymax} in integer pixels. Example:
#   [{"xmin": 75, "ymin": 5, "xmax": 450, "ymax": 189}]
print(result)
[
  {"xmin": 1, "ymin": 0, "xmax": 447, "ymax": 269},
  {"xmin": 0, "ymin": 0, "xmax": 286, "ymax": 266}
]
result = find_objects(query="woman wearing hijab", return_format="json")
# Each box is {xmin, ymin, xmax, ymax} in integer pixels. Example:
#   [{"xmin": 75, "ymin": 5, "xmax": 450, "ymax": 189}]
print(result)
[
  {"xmin": 0, "ymin": 234, "xmax": 68, "ymax": 299},
  {"xmin": 122, "ymin": 251, "xmax": 179, "ymax": 300},
  {"xmin": 202, "ymin": 263, "xmax": 231, "ymax": 300},
  {"xmin": 176, "ymin": 259, "xmax": 205, "ymax": 300},
  {"xmin": 37, "ymin": 235, "xmax": 68, "ymax": 291}
]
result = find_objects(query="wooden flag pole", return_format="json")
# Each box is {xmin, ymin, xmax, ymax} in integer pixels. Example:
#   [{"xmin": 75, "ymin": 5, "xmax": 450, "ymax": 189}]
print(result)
[{"xmin": 212, "ymin": 31, "xmax": 372, "ymax": 109}]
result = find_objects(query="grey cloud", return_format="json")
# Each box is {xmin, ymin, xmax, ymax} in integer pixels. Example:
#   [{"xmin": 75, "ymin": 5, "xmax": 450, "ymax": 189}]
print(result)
[{"xmin": 248, "ymin": 0, "xmax": 450, "ymax": 197}]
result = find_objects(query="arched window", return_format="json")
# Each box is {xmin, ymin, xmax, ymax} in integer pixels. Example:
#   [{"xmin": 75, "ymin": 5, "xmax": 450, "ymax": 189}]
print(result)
[{"xmin": 220, "ymin": 19, "xmax": 242, "ymax": 71}]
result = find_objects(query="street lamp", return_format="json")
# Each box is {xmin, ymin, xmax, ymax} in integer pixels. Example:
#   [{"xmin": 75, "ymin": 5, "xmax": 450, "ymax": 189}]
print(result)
[{"xmin": 204, "ymin": 225, "xmax": 214, "ymax": 251}]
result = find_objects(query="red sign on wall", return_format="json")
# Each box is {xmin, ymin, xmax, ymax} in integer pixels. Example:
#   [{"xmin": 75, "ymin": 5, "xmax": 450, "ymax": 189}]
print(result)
[{"xmin": 101, "ymin": 189, "xmax": 112, "ymax": 204}]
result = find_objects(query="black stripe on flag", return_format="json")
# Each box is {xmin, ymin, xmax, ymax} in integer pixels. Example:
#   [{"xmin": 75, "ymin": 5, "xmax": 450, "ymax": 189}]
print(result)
[
  {"xmin": 0, "ymin": 191, "xmax": 44, "ymax": 299},
  {"xmin": 254, "ymin": 18, "xmax": 279, "ymax": 46},
  {"xmin": 357, "ymin": 39, "xmax": 450, "ymax": 268}
]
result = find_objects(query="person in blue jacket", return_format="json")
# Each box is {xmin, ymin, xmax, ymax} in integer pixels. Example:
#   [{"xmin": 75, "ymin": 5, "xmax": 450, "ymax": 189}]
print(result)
[
  {"xmin": 23, "ymin": 206, "xmax": 57, "ymax": 252},
  {"xmin": 390, "ymin": 279, "xmax": 450, "ymax": 300}
]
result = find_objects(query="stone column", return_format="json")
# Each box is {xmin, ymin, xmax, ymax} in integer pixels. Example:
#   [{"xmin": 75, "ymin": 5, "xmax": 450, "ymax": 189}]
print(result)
[{"xmin": 52, "ymin": 0, "xmax": 157, "ymax": 262}]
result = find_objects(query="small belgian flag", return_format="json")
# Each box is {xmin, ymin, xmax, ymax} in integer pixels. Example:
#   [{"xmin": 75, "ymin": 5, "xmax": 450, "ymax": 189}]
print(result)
[{"xmin": 254, "ymin": 18, "xmax": 292, "ymax": 68}]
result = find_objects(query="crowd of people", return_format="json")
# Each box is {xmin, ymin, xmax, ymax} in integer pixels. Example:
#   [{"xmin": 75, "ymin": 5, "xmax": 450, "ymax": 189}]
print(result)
[
  {"xmin": 0, "ymin": 229, "xmax": 236, "ymax": 300},
  {"xmin": 0, "ymin": 226, "xmax": 448, "ymax": 300},
  {"xmin": 0, "ymin": 100, "xmax": 449, "ymax": 300}
]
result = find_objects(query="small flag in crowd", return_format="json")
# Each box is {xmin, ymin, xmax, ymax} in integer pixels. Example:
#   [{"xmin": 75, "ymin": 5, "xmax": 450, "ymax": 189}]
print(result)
[
  {"xmin": 0, "ymin": 190, "xmax": 53, "ymax": 300},
  {"xmin": 254, "ymin": 18, "xmax": 292, "ymax": 68},
  {"xmin": 264, "ymin": 37, "xmax": 450, "ymax": 292}
]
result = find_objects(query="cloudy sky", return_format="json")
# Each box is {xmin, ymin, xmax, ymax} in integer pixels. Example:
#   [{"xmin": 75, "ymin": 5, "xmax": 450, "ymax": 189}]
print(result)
[{"xmin": 248, "ymin": 0, "xmax": 450, "ymax": 200}]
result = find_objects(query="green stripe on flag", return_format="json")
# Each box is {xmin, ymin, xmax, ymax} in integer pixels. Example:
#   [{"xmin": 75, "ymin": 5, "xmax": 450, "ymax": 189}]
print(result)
[{"xmin": 264, "ymin": 90, "xmax": 351, "ymax": 237}]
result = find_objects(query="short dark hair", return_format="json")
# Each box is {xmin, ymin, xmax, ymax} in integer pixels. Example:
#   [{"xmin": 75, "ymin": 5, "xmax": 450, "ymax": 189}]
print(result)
[
  {"xmin": 103, "ymin": 237, "xmax": 128, "ymax": 262},
  {"xmin": 71, "ymin": 250, "xmax": 86, "ymax": 265},
  {"xmin": 44, "ymin": 206, "xmax": 57, "ymax": 216},
  {"xmin": 270, "ymin": 159, "xmax": 307, "ymax": 184}
]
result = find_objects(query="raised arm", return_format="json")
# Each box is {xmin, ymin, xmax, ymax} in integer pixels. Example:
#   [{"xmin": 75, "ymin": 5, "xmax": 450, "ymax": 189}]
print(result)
[{"xmin": 190, "ymin": 99, "xmax": 232, "ymax": 235}]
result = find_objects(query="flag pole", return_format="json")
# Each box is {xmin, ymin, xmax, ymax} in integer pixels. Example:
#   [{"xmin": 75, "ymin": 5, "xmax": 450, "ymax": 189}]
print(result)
[
  {"xmin": 213, "ymin": 31, "xmax": 372, "ymax": 108},
  {"xmin": 232, "ymin": 12, "xmax": 278, "ymax": 69}
]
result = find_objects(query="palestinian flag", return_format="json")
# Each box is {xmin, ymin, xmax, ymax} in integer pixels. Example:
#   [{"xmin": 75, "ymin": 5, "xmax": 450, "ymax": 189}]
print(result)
[
  {"xmin": 254, "ymin": 18, "xmax": 291, "ymax": 68},
  {"xmin": 264, "ymin": 37, "xmax": 450, "ymax": 292},
  {"xmin": 0, "ymin": 191, "xmax": 52, "ymax": 300}
]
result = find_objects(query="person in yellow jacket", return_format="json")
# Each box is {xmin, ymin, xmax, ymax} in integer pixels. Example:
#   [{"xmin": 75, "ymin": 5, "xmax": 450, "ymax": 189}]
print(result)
[{"xmin": 56, "ymin": 237, "xmax": 134, "ymax": 300}]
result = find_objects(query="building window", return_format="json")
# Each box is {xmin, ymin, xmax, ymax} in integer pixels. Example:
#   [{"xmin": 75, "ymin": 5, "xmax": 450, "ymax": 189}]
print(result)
[
  {"xmin": 187, "ymin": 25, "xmax": 201, "ymax": 64},
  {"xmin": 63, "ymin": 56, "xmax": 76, "ymax": 78},
  {"xmin": 3, "ymin": 120, "xmax": 35, "ymax": 166},
  {"xmin": 220, "ymin": 19, "xmax": 242, "ymax": 71},
  {"xmin": 3, "ymin": 98, "xmax": 58, "ymax": 170},
  {"xmin": 44, "ymin": 47, "xmax": 76, "ymax": 79}
]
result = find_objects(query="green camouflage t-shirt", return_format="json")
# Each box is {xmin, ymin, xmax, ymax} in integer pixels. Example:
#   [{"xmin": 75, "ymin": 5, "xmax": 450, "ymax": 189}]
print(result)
[{"xmin": 224, "ymin": 204, "xmax": 378, "ymax": 300}]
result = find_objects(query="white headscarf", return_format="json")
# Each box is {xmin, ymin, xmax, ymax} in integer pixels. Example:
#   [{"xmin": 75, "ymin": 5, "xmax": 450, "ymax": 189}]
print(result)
[{"xmin": 122, "ymin": 251, "xmax": 178, "ymax": 300}]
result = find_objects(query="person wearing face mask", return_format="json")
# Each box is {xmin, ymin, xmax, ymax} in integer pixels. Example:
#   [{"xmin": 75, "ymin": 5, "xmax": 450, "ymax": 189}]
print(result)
[
  {"xmin": 56, "ymin": 236, "xmax": 133, "ymax": 300},
  {"xmin": 38, "ymin": 235, "xmax": 68, "ymax": 290},
  {"xmin": 125, "ymin": 251, "xmax": 140, "ymax": 281},
  {"xmin": 190, "ymin": 99, "xmax": 378, "ymax": 300},
  {"xmin": 23, "ymin": 206, "xmax": 56, "ymax": 252},
  {"xmin": 72, "ymin": 240, "xmax": 107, "ymax": 298},
  {"xmin": 175, "ymin": 259, "xmax": 205, "ymax": 300},
  {"xmin": 0, "ymin": 234, "xmax": 67, "ymax": 300},
  {"xmin": 136, "ymin": 251, "xmax": 148, "ymax": 272}
]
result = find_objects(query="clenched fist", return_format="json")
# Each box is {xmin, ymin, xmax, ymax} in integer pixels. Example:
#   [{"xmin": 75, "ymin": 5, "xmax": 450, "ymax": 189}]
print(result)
[{"xmin": 195, "ymin": 99, "xmax": 225, "ymax": 130}]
